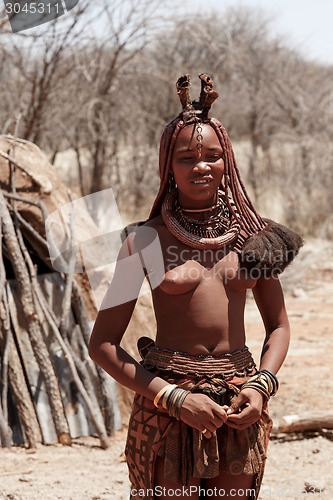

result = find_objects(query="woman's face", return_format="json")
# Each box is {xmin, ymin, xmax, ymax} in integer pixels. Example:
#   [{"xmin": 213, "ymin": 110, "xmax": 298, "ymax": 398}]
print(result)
[{"xmin": 171, "ymin": 123, "xmax": 225, "ymax": 209}]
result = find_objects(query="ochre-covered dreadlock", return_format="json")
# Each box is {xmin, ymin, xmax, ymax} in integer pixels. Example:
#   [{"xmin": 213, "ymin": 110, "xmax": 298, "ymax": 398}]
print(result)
[{"xmin": 148, "ymin": 74, "xmax": 267, "ymax": 240}]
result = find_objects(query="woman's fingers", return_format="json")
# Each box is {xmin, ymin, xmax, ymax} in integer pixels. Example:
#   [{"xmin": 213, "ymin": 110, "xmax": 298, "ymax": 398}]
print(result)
[
  {"xmin": 224, "ymin": 407, "xmax": 261, "ymax": 429},
  {"xmin": 200, "ymin": 403, "xmax": 228, "ymax": 438},
  {"xmin": 212, "ymin": 402, "xmax": 228, "ymax": 424},
  {"xmin": 201, "ymin": 428, "xmax": 213, "ymax": 439},
  {"xmin": 180, "ymin": 390, "xmax": 263, "ymax": 433},
  {"xmin": 211, "ymin": 414, "xmax": 226, "ymax": 428},
  {"xmin": 180, "ymin": 393, "xmax": 227, "ymax": 435},
  {"xmin": 225, "ymin": 391, "xmax": 248, "ymax": 416},
  {"xmin": 225, "ymin": 402, "xmax": 262, "ymax": 429},
  {"xmin": 222, "ymin": 388, "xmax": 263, "ymax": 429},
  {"xmin": 227, "ymin": 404, "xmax": 253, "ymax": 420}
]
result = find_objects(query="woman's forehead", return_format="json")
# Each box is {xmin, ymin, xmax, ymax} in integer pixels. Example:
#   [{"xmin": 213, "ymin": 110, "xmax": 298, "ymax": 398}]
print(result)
[{"xmin": 175, "ymin": 123, "xmax": 221, "ymax": 149}]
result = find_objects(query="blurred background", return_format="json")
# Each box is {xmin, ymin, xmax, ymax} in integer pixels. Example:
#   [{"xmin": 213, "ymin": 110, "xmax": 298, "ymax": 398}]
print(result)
[{"xmin": 0, "ymin": 0, "xmax": 332, "ymax": 237}]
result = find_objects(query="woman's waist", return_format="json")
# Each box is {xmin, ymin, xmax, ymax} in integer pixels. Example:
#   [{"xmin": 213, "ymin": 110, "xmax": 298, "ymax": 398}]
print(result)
[{"xmin": 141, "ymin": 342, "xmax": 256, "ymax": 378}]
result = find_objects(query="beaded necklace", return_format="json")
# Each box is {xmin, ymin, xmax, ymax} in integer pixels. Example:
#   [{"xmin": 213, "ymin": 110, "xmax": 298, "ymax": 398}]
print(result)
[
  {"xmin": 161, "ymin": 189, "xmax": 241, "ymax": 249},
  {"xmin": 174, "ymin": 192, "xmax": 230, "ymax": 238}
]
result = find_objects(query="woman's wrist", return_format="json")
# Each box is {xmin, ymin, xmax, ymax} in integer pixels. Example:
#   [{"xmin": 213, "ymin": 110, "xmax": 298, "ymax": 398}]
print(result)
[
  {"xmin": 240, "ymin": 369, "xmax": 279, "ymax": 404},
  {"xmin": 153, "ymin": 384, "xmax": 177, "ymax": 408},
  {"xmin": 153, "ymin": 383, "xmax": 191, "ymax": 420}
]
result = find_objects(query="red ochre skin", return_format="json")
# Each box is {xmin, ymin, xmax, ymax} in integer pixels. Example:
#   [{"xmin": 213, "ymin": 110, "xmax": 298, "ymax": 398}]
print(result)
[{"xmin": 89, "ymin": 123, "xmax": 290, "ymax": 498}]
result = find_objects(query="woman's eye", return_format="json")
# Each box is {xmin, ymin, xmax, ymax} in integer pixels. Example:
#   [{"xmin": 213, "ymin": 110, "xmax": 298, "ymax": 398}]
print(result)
[{"xmin": 180, "ymin": 156, "xmax": 194, "ymax": 162}]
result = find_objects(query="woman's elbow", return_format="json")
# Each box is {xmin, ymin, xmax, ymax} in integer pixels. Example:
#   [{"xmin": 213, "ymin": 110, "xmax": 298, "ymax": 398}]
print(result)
[
  {"xmin": 88, "ymin": 328, "xmax": 105, "ymax": 363},
  {"xmin": 88, "ymin": 333, "xmax": 118, "ymax": 366}
]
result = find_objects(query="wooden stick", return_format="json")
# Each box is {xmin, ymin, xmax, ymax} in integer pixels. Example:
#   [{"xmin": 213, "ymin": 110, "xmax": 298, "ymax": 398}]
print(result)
[
  {"xmin": 0, "ymin": 291, "xmax": 12, "ymax": 448},
  {"xmin": 1, "ymin": 287, "xmax": 10, "ymax": 423},
  {"xmin": 0, "ymin": 301, "xmax": 41, "ymax": 448},
  {"xmin": 6, "ymin": 203, "xmax": 48, "ymax": 248},
  {"xmin": 10, "ymin": 189, "xmax": 115, "ymax": 440},
  {"xmin": 0, "ymin": 219, "xmax": 6, "ymax": 305},
  {"xmin": 273, "ymin": 412, "xmax": 333, "ymax": 433},
  {"xmin": 0, "ymin": 149, "xmax": 52, "ymax": 193},
  {"xmin": 71, "ymin": 278, "xmax": 92, "ymax": 346},
  {"xmin": 0, "ymin": 400, "xmax": 12, "ymax": 448},
  {"xmin": 59, "ymin": 193, "xmax": 76, "ymax": 337},
  {"xmin": 3, "ymin": 192, "xmax": 41, "ymax": 208}
]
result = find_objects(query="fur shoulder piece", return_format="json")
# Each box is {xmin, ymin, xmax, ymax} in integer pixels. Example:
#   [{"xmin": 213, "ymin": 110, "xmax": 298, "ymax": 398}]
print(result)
[{"xmin": 238, "ymin": 218, "xmax": 303, "ymax": 279}]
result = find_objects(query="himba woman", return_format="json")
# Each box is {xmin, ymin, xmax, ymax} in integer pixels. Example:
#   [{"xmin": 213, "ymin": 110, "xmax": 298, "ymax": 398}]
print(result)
[{"xmin": 88, "ymin": 74, "xmax": 303, "ymax": 500}]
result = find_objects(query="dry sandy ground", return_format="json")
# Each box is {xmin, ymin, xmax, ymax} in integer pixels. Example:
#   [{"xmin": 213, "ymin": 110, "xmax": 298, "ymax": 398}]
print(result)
[{"xmin": 1, "ymin": 242, "xmax": 333, "ymax": 499}]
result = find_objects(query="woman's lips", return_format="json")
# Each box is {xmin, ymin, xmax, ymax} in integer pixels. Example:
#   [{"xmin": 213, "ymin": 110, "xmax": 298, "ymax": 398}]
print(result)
[{"xmin": 191, "ymin": 178, "xmax": 213, "ymax": 184}]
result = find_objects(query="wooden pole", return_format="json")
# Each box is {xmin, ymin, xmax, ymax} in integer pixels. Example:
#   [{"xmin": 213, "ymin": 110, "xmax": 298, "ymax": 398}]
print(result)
[
  {"xmin": 273, "ymin": 412, "xmax": 333, "ymax": 433},
  {"xmin": 0, "ymin": 402, "xmax": 12, "ymax": 448},
  {"xmin": 0, "ymin": 302, "xmax": 41, "ymax": 448}
]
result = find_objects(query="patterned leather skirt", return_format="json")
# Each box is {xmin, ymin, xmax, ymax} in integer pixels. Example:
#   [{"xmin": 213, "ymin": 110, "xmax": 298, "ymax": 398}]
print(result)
[{"xmin": 125, "ymin": 342, "xmax": 272, "ymax": 500}]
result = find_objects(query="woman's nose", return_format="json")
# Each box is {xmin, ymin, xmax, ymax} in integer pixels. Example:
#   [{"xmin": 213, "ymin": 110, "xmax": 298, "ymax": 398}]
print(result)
[{"xmin": 194, "ymin": 161, "xmax": 211, "ymax": 172}]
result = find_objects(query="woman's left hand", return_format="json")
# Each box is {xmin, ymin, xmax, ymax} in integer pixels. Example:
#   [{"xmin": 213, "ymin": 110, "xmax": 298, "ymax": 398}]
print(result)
[{"xmin": 221, "ymin": 388, "xmax": 264, "ymax": 430}]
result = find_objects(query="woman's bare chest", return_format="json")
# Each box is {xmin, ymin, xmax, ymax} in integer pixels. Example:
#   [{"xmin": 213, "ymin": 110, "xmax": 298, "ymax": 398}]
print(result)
[{"xmin": 153, "ymin": 243, "xmax": 257, "ymax": 295}]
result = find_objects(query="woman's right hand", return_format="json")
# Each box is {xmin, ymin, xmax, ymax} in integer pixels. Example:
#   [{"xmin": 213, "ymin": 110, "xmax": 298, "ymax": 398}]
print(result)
[{"xmin": 179, "ymin": 393, "xmax": 227, "ymax": 439}]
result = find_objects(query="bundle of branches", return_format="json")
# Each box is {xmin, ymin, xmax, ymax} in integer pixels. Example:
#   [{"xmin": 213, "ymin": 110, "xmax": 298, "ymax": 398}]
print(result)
[{"xmin": 0, "ymin": 134, "xmax": 116, "ymax": 449}]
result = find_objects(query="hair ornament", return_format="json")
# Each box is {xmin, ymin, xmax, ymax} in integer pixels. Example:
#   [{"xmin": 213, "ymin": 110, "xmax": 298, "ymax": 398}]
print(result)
[{"xmin": 176, "ymin": 73, "xmax": 219, "ymax": 122}]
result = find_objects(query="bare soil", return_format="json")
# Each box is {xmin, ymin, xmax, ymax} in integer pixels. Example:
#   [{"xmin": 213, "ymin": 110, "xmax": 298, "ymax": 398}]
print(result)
[{"xmin": 1, "ymin": 242, "xmax": 332, "ymax": 499}]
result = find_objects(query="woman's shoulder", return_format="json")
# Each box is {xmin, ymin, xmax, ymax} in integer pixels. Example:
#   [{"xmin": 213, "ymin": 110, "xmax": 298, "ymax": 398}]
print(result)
[
  {"xmin": 142, "ymin": 215, "xmax": 165, "ymax": 230},
  {"xmin": 120, "ymin": 215, "xmax": 168, "ymax": 253}
]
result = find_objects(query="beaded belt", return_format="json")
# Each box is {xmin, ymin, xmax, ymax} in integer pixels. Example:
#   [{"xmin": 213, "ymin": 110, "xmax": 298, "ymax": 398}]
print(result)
[{"xmin": 143, "ymin": 345, "xmax": 256, "ymax": 378}]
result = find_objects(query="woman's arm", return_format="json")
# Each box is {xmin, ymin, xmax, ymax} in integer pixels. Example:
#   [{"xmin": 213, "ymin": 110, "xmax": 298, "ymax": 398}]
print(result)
[
  {"xmin": 225, "ymin": 275, "xmax": 290, "ymax": 429},
  {"xmin": 89, "ymin": 306, "xmax": 172, "ymax": 399},
  {"xmin": 252, "ymin": 274, "xmax": 290, "ymax": 373},
  {"xmin": 88, "ymin": 231, "xmax": 170, "ymax": 399}
]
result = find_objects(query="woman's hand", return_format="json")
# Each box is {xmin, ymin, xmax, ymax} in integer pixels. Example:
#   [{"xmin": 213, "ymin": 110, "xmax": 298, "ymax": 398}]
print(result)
[
  {"xmin": 222, "ymin": 388, "xmax": 263, "ymax": 430},
  {"xmin": 179, "ymin": 393, "xmax": 227, "ymax": 439}
]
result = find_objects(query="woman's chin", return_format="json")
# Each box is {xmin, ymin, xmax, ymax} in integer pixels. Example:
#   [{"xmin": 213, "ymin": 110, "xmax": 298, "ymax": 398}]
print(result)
[{"xmin": 178, "ymin": 188, "xmax": 218, "ymax": 207}]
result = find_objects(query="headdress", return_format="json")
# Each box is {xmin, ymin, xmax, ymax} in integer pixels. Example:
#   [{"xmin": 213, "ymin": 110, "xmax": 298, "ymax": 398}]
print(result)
[{"xmin": 148, "ymin": 74, "xmax": 267, "ymax": 246}]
